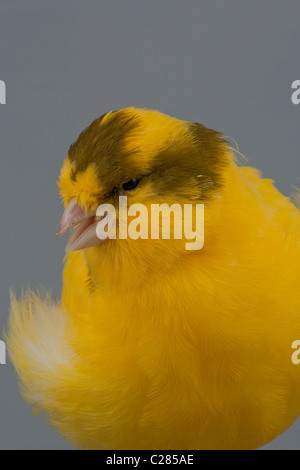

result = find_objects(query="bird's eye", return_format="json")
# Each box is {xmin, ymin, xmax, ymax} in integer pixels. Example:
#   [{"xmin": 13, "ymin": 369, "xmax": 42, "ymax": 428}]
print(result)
[{"xmin": 122, "ymin": 178, "xmax": 141, "ymax": 191}]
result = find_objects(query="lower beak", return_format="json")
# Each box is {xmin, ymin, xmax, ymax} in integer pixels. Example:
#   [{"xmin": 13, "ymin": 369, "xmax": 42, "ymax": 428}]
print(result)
[{"xmin": 56, "ymin": 198, "xmax": 103, "ymax": 253}]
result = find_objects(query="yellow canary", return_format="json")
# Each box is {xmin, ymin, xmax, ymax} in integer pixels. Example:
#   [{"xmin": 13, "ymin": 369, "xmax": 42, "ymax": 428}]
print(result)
[{"xmin": 6, "ymin": 107, "xmax": 300, "ymax": 450}]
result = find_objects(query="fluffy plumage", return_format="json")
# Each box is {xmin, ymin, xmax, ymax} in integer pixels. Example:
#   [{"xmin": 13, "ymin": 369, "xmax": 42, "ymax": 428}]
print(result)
[{"xmin": 6, "ymin": 107, "xmax": 300, "ymax": 450}]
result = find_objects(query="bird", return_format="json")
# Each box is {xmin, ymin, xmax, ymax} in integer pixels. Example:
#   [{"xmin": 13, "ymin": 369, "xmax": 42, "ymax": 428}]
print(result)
[{"xmin": 6, "ymin": 107, "xmax": 300, "ymax": 450}]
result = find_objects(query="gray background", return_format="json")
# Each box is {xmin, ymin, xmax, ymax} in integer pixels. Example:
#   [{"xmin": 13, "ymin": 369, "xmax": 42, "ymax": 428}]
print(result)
[{"xmin": 0, "ymin": 0, "xmax": 299, "ymax": 450}]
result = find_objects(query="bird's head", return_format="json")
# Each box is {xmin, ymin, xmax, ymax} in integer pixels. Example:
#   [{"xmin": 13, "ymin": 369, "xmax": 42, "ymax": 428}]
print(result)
[{"xmin": 57, "ymin": 107, "xmax": 233, "ymax": 290}]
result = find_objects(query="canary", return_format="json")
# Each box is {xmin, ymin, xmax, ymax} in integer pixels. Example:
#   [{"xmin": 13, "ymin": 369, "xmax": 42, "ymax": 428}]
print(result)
[{"xmin": 6, "ymin": 107, "xmax": 300, "ymax": 450}]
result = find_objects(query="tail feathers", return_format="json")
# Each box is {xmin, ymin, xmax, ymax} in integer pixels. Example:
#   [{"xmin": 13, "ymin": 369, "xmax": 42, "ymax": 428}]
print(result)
[{"xmin": 5, "ymin": 290, "xmax": 75, "ymax": 410}]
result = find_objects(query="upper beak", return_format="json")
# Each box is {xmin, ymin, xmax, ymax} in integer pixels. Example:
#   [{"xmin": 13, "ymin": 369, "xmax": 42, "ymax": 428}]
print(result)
[{"xmin": 56, "ymin": 198, "xmax": 101, "ymax": 253}]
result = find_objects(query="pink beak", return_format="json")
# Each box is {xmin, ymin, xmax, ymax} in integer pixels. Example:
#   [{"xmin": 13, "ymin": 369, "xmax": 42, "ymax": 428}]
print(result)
[{"xmin": 56, "ymin": 198, "xmax": 102, "ymax": 253}]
